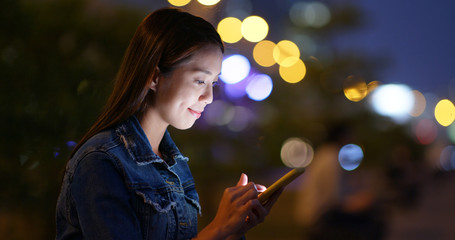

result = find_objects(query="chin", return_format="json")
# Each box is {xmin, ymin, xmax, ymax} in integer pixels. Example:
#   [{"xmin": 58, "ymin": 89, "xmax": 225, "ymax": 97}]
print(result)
[{"xmin": 172, "ymin": 121, "xmax": 196, "ymax": 130}]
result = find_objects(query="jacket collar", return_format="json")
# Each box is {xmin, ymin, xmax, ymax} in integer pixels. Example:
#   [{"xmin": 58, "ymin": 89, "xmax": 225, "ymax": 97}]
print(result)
[{"xmin": 115, "ymin": 116, "xmax": 187, "ymax": 166}]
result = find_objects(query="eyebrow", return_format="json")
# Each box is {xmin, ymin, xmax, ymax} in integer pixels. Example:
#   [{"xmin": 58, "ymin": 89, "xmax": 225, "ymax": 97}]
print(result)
[{"xmin": 193, "ymin": 68, "xmax": 221, "ymax": 76}]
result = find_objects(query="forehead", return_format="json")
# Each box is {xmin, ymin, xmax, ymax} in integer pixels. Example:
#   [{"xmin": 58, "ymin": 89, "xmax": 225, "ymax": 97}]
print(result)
[{"xmin": 177, "ymin": 45, "xmax": 223, "ymax": 75}]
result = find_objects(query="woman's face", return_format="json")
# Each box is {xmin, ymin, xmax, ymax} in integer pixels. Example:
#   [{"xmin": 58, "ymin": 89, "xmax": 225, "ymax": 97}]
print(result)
[{"xmin": 152, "ymin": 44, "xmax": 223, "ymax": 130}]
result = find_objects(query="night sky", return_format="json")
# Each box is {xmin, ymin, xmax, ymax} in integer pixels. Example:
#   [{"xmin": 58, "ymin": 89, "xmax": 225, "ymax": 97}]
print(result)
[
  {"xmin": 334, "ymin": 0, "xmax": 455, "ymax": 95},
  {"xmin": 122, "ymin": 0, "xmax": 455, "ymax": 97}
]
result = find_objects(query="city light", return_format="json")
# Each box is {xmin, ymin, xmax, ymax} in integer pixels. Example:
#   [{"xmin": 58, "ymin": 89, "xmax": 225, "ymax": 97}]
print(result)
[
  {"xmin": 197, "ymin": 0, "xmax": 220, "ymax": 6},
  {"xmin": 343, "ymin": 75, "xmax": 368, "ymax": 102},
  {"xmin": 273, "ymin": 40, "xmax": 300, "ymax": 67},
  {"xmin": 338, "ymin": 144, "xmax": 363, "ymax": 171},
  {"xmin": 440, "ymin": 145, "xmax": 455, "ymax": 171},
  {"xmin": 409, "ymin": 90, "xmax": 426, "ymax": 117},
  {"xmin": 245, "ymin": 74, "xmax": 273, "ymax": 101},
  {"xmin": 279, "ymin": 58, "xmax": 306, "ymax": 83},
  {"xmin": 289, "ymin": 1, "xmax": 331, "ymax": 28},
  {"xmin": 241, "ymin": 16, "xmax": 269, "ymax": 42},
  {"xmin": 253, "ymin": 40, "xmax": 276, "ymax": 67},
  {"xmin": 434, "ymin": 99, "xmax": 455, "ymax": 127},
  {"xmin": 414, "ymin": 118, "xmax": 438, "ymax": 145},
  {"xmin": 281, "ymin": 137, "xmax": 314, "ymax": 168},
  {"xmin": 369, "ymin": 84, "xmax": 414, "ymax": 123},
  {"xmin": 219, "ymin": 54, "xmax": 251, "ymax": 84},
  {"xmin": 168, "ymin": 0, "xmax": 191, "ymax": 7},
  {"xmin": 217, "ymin": 17, "xmax": 243, "ymax": 44}
]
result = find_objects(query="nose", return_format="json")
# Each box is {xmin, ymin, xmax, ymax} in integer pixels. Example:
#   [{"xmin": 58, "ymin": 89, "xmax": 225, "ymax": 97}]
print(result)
[{"xmin": 199, "ymin": 85, "xmax": 213, "ymax": 104}]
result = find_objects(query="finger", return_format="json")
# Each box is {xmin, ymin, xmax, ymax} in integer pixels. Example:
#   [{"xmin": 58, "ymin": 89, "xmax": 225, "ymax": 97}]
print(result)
[
  {"xmin": 245, "ymin": 212, "xmax": 259, "ymax": 226},
  {"xmin": 255, "ymin": 184, "xmax": 267, "ymax": 193},
  {"xmin": 225, "ymin": 182, "xmax": 258, "ymax": 206},
  {"xmin": 246, "ymin": 199, "xmax": 267, "ymax": 218},
  {"xmin": 237, "ymin": 173, "xmax": 248, "ymax": 186},
  {"xmin": 251, "ymin": 199, "xmax": 268, "ymax": 219},
  {"xmin": 244, "ymin": 200, "xmax": 267, "ymax": 227},
  {"xmin": 237, "ymin": 182, "xmax": 259, "ymax": 204}
]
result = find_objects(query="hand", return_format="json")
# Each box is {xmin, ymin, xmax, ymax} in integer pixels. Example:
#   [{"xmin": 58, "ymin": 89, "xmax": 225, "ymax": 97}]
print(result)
[
  {"xmin": 237, "ymin": 174, "xmax": 284, "ymax": 235},
  {"xmin": 197, "ymin": 173, "xmax": 282, "ymax": 240}
]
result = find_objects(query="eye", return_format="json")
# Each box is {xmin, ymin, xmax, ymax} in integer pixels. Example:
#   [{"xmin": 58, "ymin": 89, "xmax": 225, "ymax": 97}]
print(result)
[
  {"xmin": 212, "ymin": 81, "xmax": 219, "ymax": 88},
  {"xmin": 195, "ymin": 80, "xmax": 205, "ymax": 85}
]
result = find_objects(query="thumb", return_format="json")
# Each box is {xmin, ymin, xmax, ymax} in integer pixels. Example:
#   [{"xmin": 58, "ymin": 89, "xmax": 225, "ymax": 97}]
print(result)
[{"xmin": 237, "ymin": 173, "xmax": 248, "ymax": 186}]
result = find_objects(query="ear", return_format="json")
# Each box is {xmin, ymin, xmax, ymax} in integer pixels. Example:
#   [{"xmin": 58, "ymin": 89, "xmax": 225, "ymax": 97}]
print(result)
[{"xmin": 149, "ymin": 67, "xmax": 160, "ymax": 92}]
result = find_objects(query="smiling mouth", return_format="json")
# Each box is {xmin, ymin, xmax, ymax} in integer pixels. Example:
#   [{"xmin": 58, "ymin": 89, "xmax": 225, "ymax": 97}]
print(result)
[{"xmin": 188, "ymin": 108, "xmax": 202, "ymax": 119}]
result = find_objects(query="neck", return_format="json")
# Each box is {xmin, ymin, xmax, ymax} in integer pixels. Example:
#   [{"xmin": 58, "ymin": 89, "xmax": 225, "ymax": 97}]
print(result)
[{"xmin": 138, "ymin": 109, "xmax": 168, "ymax": 158}]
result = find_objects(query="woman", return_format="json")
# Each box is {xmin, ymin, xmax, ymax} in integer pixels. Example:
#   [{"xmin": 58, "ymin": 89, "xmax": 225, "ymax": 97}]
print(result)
[{"xmin": 56, "ymin": 7, "xmax": 281, "ymax": 240}]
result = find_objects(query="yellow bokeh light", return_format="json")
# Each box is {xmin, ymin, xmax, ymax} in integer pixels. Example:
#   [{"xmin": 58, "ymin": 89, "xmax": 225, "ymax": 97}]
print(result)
[
  {"xmin": 241, "ymin": 16, "xmax": 269, "ymax": 42},
  {"xmin": 367, "ymin": 81, "xmax": 380, "ymax": 94},
  {"xmin": 343, "ymin": 75, "xmax": 367, "ymax": 102},
  {"xmin": 217, "ymin": 17, "xmax": 243, "ymax": 44},
  {"xmin": 168, "ymin": 0, "xmax": 191, "ymax": 7},
  {"xmin": 253, "ymin": 40, "xmax": 276, "ymax": 67},
  {"xmin": 435, "ymin": 99, "xmax": 455, "ymax": 127},
  {"xmin": 197, "ymin": 0, "xmax": 220, "ymax": 6},
  {"xmin": 273, "ymin": 40, "xmax": 300, "ymax": 67},
  {"xmin": 410, "ymin": 90, "xmax": 426, "ymax": 117},
  {"xmin": 279, "ymin": 58, "xmax": 306, "ymax": 84}
]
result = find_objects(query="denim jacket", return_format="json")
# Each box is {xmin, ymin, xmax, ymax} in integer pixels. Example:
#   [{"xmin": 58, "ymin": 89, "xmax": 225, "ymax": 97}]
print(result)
[{"xmin": 56, "ymin": 116, "xmax": 201, "ymax": 240}]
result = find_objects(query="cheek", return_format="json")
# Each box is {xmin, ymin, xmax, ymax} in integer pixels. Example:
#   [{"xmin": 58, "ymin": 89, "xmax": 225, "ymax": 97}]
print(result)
[{"xmin": 175, "ymin": 87, "xmax": 200, "ymax": 104}]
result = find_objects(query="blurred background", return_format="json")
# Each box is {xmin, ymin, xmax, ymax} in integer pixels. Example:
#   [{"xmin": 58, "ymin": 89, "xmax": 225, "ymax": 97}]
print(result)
[{"xmin": 1, "ymin": 0, "xmax": 455, "ymax": 239}]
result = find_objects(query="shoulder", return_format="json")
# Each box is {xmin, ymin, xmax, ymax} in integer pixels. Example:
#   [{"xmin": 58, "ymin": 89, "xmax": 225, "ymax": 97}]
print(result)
[{"xmin": 67, "ymin": 129, "xmax": 123, "ymax": 175}]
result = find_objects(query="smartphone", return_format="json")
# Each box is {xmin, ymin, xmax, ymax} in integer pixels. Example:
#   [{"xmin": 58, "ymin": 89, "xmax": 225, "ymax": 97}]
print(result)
[{"xmin": 258, "ymin": 168, "xmax": 305, "ymax": 205}]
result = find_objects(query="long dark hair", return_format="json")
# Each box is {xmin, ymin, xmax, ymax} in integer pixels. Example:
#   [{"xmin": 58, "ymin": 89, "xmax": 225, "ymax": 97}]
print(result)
[{"xmin": 71, "ymin": 8, "xmax": 224, "ymax": 157}]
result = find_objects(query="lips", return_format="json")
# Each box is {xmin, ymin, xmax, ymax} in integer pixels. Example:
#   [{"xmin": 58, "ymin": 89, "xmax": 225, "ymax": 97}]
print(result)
[{"xmin": 188, "ymin": 108, "xmax": 202, "ymax": 119}]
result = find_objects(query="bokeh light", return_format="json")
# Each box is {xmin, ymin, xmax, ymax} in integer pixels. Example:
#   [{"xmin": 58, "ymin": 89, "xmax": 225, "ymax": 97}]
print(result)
[
  {"xmin": 439, "ymin": 145, "xmax": 455, "ymax": 171},
  {"xmin": 279, "ymin": 58, "xmax": 306, "ymax": 83},
  {"xmin": 204, "ymin": 101, "xmax": 252, "ymax": 132},
  {"xmin": 241, "ymin": 16, "xmax": 269, "ymax": 42},
  {"xmin": 197, "ymin": 0, "xmax": 220, "ymax": 6},
  {"xmin": 253, "ymin": 40, "xmax": 276, "ymax": 67},
  {"xmin": 369, "ymin": 84, "xmax": 414, "ymax": 123},
  {"xmin": 66, "ymin": 141, "xmax": 77, "ymax": 149},
  {"xmin": 343, "ymin": 75, "xmax": 368, "ymax": 102},
  {"xmin": 227, "ymin": 106, "xmax": 252, "ymax": 131},
  {"xmin": 290, "ymin": 34, "xmax": 317, "ymax": 58},
  {"xmin": 414, "ymin": 118, "xmax": 437, "ymax": 145},
  {"xmin": 224, "ymin": 78, "xmax": 248, "ymax": 99},
  {"xmin": 367, "ymin": 80, "xmax": 380, "ymax": 94},
  {"xmin": 280, "ymin": 137, "xmax": 314, "ymax": 168},
  {"xmin": 273, "ymin": 40, "xmax": 300, "ymax": 67},
  {"xmin": 434, "ymin": 99, "xmax": 455, "ymax": 127},
  {"xmin": 245, "ymin": 74, "xmax": 273, "ymax": 101},
  {"xmin": 168, "ymin": 0, "xmax": 191, "ymax": 7},
  {"xmin": 448, "ymin": 124, "xmax": 455, "ymax": 144},
  {"xmin": 289, "ymin": 1, "xmax": 331, "ymax": 28},
  {"xmin": 225, "ymin": 0, "xmax": 252, "ymax": 19},
  {"xmin": 217, "ymin": 17, "xmax": 243, "ymax": 44},
  {"xmin": 338, "ymin": 144, "xmax": 363, "ymax": 171},
  {"xmin": 409, "ymin": 90, "xmax": 426, "ymax": 117},
  {"xmin": 204, "ymin": 100, "xmax": 235, "ymax": 126},
  {"xmin": 219, "ymin": 54, "xmax": 250, "ymax": 84}
]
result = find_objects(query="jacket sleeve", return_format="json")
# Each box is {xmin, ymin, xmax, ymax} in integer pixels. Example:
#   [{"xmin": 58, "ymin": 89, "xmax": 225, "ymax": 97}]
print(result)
[{"xmin": 71, "ymin": 151, "xmax": 142, "ymax": 240}]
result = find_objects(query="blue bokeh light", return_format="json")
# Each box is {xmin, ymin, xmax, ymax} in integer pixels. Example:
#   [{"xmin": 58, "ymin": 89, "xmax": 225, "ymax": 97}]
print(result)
[
  {"xmin": 440, "ymin": 145, "xmax": 455, "ymax": 171},
  {"xmin": 246, "ymin": 74, "xmax": 273, "ymax": 101},
  {"xmin": 338, "ymin": 144, "xmax": 364, "ymax": 171},
  {"xmin": 219, "ymin": 54, "xmax": 251, "ymax": 84},
  {"xmin": 224, "ymin": 78, "xmax": 248, "ymax": 99}
]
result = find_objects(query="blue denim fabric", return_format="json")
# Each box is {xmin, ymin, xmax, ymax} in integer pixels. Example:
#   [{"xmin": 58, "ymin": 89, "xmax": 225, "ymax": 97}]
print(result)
[{"xmin": 56, "ymin": 116, "xmax": 201, "ymax": 240}]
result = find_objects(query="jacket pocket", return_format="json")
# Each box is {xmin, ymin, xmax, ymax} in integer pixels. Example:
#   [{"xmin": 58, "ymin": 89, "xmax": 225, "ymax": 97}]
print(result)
[
  {"xmin": 135, "ymin": 188, "xmax": 176, "ymax": 213},
  {"xmin": 133, "ymin": 188, "xmax": 177, "ymax": 240}
]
